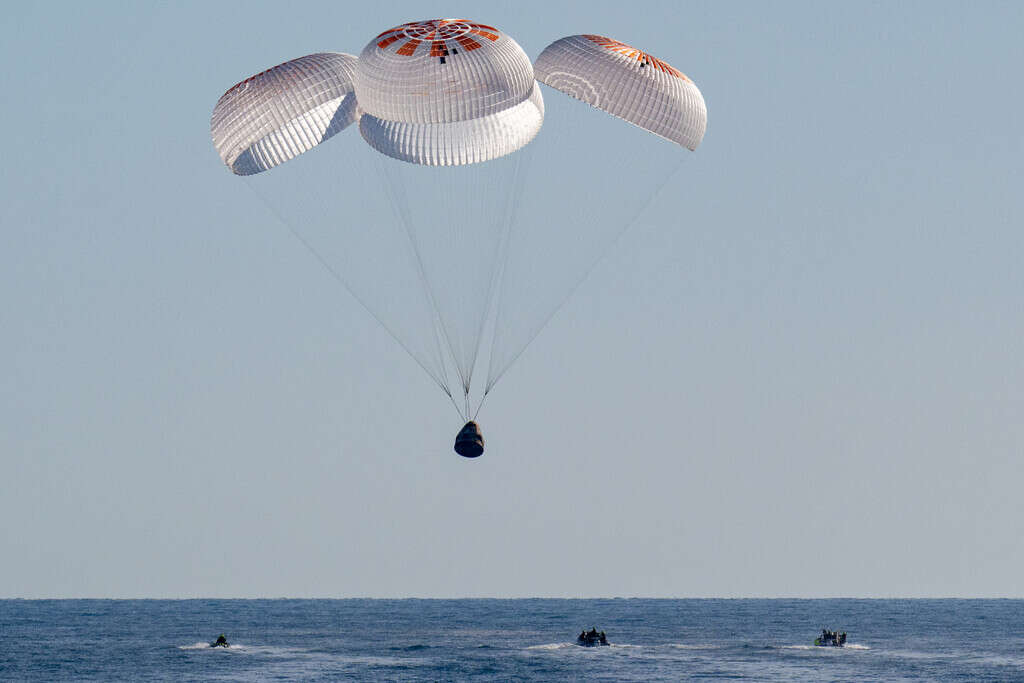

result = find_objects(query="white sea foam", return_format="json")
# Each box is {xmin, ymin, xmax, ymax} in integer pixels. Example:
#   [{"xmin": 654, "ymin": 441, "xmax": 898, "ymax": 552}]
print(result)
[
  {"xmin": 782, "ymin": 643, "xmax": 869, "ymax": 651},
  {"xmin": 529, "ymin": 642, "xmax": 716, "ymax": 652},
  {"xmin": 528, "ymin": 642, "xmax": 637, "ymax": 651},
  {"xmin": 177, "ymin": 643, "xmax": 303, "ymax": 656},
  {"xmin": 972, "ymin": 654, "xmax": 1024, "ymax": 668},
  {"xmin": 527, "ymin": 642, "xmax": 623, "ymax": 650},
  {"xmin": 527, "ymin": 642, "xmax": 574, "ymax": 650},
  {"xmin": 178, "ymin": 642, "xmax": 245, "ymax": 651}
]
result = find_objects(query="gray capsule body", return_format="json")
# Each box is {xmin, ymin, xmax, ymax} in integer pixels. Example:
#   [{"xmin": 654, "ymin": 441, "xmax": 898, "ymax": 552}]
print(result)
[{"xmin": 454, "ymin": 421, "xmax": 484, "ymax": 458}]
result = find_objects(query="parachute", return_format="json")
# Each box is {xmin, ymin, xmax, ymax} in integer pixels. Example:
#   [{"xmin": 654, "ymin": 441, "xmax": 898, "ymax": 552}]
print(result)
[
  {"xmin": 211, "ymin": 52, "xmax": 359, "ymax": 175},
  {"xmin": 355, "ymin": 20, "xmax": 543, "ymax": 166},
  {"xmin": 210, "ymin": 21, "xmax": 706, "ymax": 459},
  {"xmin": 533, "ymin": 34, "xmax": 706, "ymax": 150}
]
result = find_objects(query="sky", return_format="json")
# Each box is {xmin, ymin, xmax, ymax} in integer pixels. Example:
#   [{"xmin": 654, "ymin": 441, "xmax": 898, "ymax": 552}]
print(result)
[{"xmin": 2, "ymin": 1, "xmax": 1022, "ymax": 598}]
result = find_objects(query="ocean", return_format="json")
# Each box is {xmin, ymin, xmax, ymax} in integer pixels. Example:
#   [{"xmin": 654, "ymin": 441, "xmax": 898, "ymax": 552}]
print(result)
[{"xmin": 1, "ymin": 599, "xmax": 1022, "ymax": 681}]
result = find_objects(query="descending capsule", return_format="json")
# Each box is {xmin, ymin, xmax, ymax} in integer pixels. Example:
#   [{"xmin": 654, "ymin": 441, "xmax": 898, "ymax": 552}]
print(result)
[{"xmin": 454, "ymin": 421, "xmax": 485, "ymax": 458}]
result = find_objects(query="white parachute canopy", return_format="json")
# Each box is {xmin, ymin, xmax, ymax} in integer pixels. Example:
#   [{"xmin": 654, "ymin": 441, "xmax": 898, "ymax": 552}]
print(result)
[
  {"xmin": 533, "ymin": 34, "xmax": 707, "ymax": 150},
  {"xmin": 210, "ymin": 52, "xmax": 360, "ymax": 175},
  {"xmin": 355, "ymin": 19, "xmax": 543, "ymax": 166}
]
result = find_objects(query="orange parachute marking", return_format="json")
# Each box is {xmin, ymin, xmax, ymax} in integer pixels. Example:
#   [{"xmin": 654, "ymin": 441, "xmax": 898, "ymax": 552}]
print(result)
[
  {"xmin": 582, "ymin": 34, "xmax": 689, "ymax": 81},
  {"xmin": 469, "ymin": 29, "xmax": 499, "ymax": 41},
  {"xmin": 455, "ymin": 36, "xmax": 482, "ymax": 51},
  {"xmin": 373, "ymin": 19, "xmax": 501, "ymax": 57},
  {"xmin": 396, "ymin": 39, "xmax": 421, "ymax": 56}
]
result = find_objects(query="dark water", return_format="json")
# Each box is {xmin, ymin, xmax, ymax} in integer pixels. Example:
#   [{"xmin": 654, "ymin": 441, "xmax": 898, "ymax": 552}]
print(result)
[{"xmin": 2, "ymin": 599, "xmax": 1023, "ymax": 681}]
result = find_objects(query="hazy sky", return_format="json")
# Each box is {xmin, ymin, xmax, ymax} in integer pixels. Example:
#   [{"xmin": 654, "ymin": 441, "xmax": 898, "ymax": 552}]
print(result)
[{"xmin": 3, "ymin": 1, "xmax": 1022, "ymax": 598}]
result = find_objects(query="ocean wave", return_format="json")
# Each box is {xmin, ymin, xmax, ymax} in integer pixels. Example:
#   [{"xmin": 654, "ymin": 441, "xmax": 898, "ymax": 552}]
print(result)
[{"xmin": 391, "ymin": 643, "xmax": 432, "ymax": 652}]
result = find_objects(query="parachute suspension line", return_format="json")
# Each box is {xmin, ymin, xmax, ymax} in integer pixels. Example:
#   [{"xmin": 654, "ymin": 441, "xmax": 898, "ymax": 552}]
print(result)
[
  {"xmin": 429, "ymin": 360, "xmax": 463, "ymax": 420},
  {"xmin": 470, "ymin": 149, "xmax": 531, "ymax": 415},
  {"xmin": 481, "ymin": 147, "xmax": 535, "ymax": 397},
  {"xmin": 462, "ymin": 157, "xmax": 500, "ymax": 396},
  {"xmin": 479, "ymin": 145, "xmax": 540, "ymax": 395},
  {"xmin": 447, "ymin": 384, "xmax": 466, "ymax": 421},
  {"xmin": 240, "ymin": 179, "xmax": 451, "ymax": 396},
  {"xmin": 440, "ymin": 164, "xmax": 474, "ymax": 397},
  {"xmin": 380, "ymin": 157, "xmax": 469, "ymax": 395},
  {"xmin": 381, "ymin": 164, "xmax": 454, "ymax": 393},
  {"xmin": 472, "ymin": 391, "xmax": 487, "ymax": 421},
  {"xmin": 431, "ymin": 310, "xmax": 459, "ymax": 414},
  {"xmin": 429, "ymin": 346, "xmax": 462, "ymax": 420},
  {"xmin": 447, "ymin": 155, "xmax": 505, "ymax": 403},
  {"xmin": 484, "ymin": 156, "xmax": 687, "ymax": 394},
  {"xmin": 375, "ymin": 156, "xmax": 469, "ymax": 399}
]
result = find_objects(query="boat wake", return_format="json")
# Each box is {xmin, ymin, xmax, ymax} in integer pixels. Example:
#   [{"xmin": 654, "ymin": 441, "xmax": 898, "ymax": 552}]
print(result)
[
  {"xmin": 782, "ymin": 643, "xmax": 869, "ymax": 651},
  {"xmin": 528, "ymin": 642, "xmax": 637, "ymax": 651},
  {"xmin": 179, "ymin": 642, "xmax": 244, "ymax": 651},
  {"xmin": 178, "ymin": 643, "xmax": 306, "ymax": 656},
  {"xmin": 528, "ymin": 642, "xmax": 717, "ymax": 652}
]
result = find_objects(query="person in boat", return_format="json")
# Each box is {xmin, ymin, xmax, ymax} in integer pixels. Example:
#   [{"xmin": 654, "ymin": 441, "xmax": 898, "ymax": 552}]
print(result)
[
  {"xmin": 578, "ymin": 630, "xmax": 587, "ymax": 642},
  {"xmin": 839, "ymin": 632, "xmax": 847, "ymax": 646},
  {"xmin": 212, "ymin": 634, "xmax": 229, "ymax": 647},
  {"xmin": 599, "ymin": 631, "xmax": 608, "ymax": 645}
]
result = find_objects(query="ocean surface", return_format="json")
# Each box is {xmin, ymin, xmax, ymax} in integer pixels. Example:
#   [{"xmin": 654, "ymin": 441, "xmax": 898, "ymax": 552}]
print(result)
[{"xmin": 2, "ymin": 599, "xmax": 1023, "ymax": 681}]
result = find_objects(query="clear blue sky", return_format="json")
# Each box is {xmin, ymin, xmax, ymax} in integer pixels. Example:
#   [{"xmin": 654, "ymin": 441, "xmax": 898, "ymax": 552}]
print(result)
[{"xmin": 3, "ymin": 1, "xmax": 1022, "ymax": 598}]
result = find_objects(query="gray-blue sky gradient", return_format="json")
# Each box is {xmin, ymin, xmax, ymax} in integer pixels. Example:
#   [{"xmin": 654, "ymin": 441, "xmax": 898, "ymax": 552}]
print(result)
[{"xmin": 3, "ymin": 1, "xmax": 1022, "ymax": 597}]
